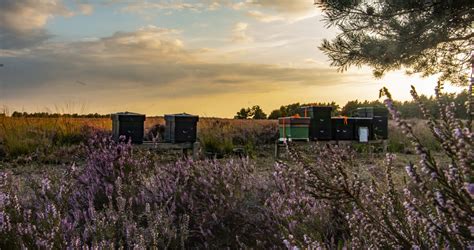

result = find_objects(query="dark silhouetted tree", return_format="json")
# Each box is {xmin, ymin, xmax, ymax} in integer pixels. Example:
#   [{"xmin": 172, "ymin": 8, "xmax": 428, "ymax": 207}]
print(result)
[
  {"xmin": 234, "ymin": 108, "xmax": 251, "ymax": 119},
  {"xmin": 268, "ymin": 110, "xmax": 282, "ymax": 120},
  {"xmin": 268, "ymin": 102, "xmax": 340, "ymax": 119},
  {"xmin": 234, "ymin": 106, "xmax": 267, "ymax": 119},
  {"xmin": 251, "ymin": 105, "xmax": 267, "ymax": 119},
  {"xmin": 317, "ymin": 0, "xmax": 473, "ymax": 85}
]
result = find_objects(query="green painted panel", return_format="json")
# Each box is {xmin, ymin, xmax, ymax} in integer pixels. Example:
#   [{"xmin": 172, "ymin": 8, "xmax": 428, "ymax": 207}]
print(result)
[{"xmin": 279, "ymin": 125, "xmax": 309, "ymax": 140}]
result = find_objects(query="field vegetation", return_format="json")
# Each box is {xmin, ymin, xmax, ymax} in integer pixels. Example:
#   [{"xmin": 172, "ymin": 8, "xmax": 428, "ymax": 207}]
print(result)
[
  {"xmin": 1, "ymin": 0, "xmax": 472, "ymax": 247},
  {"xmin": 0, "ymin": 114, "xmax": 446, "ymax": 161},
  {"xmin": 0, "ymin": 117, "xmax": 109, "ymax": 161},
  {"xmin": 0, "ymin": 84, "xmax": 472, "ymax": 248}
]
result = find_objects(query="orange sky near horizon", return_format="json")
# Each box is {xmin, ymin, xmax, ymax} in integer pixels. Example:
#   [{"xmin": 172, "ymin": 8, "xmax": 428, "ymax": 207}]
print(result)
[{"xmin": 0, "ymin": 0, "xmax": 467, "ymax": 118}]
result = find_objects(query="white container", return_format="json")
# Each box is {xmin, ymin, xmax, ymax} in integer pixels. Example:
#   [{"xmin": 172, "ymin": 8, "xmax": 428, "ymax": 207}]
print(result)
[{"xmin": 358, "ymin": 127, "xmax": 369, "ymax": 143}]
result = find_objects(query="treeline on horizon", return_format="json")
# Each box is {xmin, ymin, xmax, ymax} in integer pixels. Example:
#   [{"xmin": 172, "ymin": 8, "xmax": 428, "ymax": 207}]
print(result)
[
  {"xmin": 236, "ymin": 90, "xmax": 471, "ymax": 120},
  {"xmin": 8, "ymin": 112, "xmax": 110, "ymax": 118},
  {"xmin": 2, "ymin": 90, "xmax": 469, "ymax": 120}
]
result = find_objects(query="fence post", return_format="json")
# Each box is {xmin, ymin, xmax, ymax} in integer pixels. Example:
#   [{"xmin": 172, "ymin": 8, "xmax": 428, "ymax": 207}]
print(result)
[{"xmin": 193, "ymin": 142, "xmax": 201, "ymax": 160}]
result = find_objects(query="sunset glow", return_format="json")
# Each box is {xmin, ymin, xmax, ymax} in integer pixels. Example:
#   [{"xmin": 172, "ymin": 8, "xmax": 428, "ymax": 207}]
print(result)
[{"xmin": 0, "ymin": 0, "xmax": 463, "ymax": 117}]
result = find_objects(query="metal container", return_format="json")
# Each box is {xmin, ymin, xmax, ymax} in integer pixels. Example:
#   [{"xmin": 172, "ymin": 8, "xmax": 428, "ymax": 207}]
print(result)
[
  {"xmin": 298, "ymin": 106, "xmax": 332, "ymax": 140},
  {"xmin": 278, "ymin": 117, "xmax": 311, "ymax": 141},
  {"xmin": 354, "ymin": 117, "xmax": 374, "ymax": 141},
  {"xmin": 372, "ymin": 116, "xmax": 388, "ymax": 139},
  {"xmin": 164, "ymin": 113, "xmax": 199, "ymax": 143},
  {"xmin": 331, "ymin": 117, "xmax": 355, "ymax": 140},
  {"xmin": 111, "ymin": 112, "xmax": 146, "ymax": 144}
]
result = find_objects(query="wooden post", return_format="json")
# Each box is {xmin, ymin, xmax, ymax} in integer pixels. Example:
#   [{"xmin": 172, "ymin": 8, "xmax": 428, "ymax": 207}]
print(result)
[
  {"xmin": 183, "ymin": 148, "xmax": 188, "ymax": 159},
  {"xmin": 383, "ymin": 140, "xmax": 388, "ymax": 153},
  {"xmin": 274, "ymin": 140, "xmax": 279, "ymax": 159},
  {"xmin": 192, "ymin": 142, "xmax": 201, "ymax": 160}
]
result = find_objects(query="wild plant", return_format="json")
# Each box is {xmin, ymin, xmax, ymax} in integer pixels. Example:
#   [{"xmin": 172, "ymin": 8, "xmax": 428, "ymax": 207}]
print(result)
[
  {"xmin": 0, "ymin": 134, "xmax": 279, "ymax": 248},
  {"xmin": 269, "ymin": 83, "xmax": 472, "ymax": 248}
]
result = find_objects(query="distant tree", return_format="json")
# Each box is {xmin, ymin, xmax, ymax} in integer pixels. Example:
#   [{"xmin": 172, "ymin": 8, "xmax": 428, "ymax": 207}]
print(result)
[
  {"xmin": 234, "ymin": 108, "xmax": 251, "ymax": 119},
  {"xmin": 306, "ymin": 101, "xmax": 341, "ymax": 116},
  {"xmin": 267, "ymin": 103, "xmax": 301, "ymax": 119},
  {"xmin": 234, "ymin": 105, "xmax": 267, "ymax": 119},
  {"xmin": 251, "ymin": 105, "xmax": 267, "ymax": 119},
  {"xmin": 340, "ymin": 99, "xmax": 388, "ymax": 116},
  {"xmin": 396, "ymin": 100, "xmax": 420, "ymax": 119},
  {"xmin": 340, "ymin": 100, "xmax": 361, "ymax": 116},
  {"xmin": 268, "ymin": 91, "xmax": 469, "ymax": 120},
  {"xmin": 8, "ymin": 111, "xmax": 110, "ymax": 118},
  {"xmin": 284, "ymin": 103, "xmax": 302, "ymax": 117},
  {"xmin": 452, "ymin": 90, "xmax": 469, "ymax": 118},
  {"xmin": 268, "ymin": 110, "xmax": 282, "ymax": 120},
  {"xmin": 317, "ymin": 0, "xmax": 473, "ymax": 85},
  {"xmin": 268, "ymin": 102, "xmax": 340, "ymax": 119}
]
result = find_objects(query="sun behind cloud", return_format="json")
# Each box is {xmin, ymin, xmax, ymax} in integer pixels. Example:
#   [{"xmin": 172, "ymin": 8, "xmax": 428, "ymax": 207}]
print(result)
[{"xmin": 0, "ymin": 0, "xmax": 457, "ymax": 117}]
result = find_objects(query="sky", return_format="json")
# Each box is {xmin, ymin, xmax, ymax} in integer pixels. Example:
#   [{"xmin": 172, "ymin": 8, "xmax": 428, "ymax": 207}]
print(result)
[{"xmin": 0, "ymin": 0, "xmax": 463, "ymax": 117}]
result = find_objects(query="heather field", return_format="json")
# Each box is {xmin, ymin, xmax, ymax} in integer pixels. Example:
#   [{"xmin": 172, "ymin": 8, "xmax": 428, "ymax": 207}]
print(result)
[
  {"xmin": 1, "ymin": 87, "xmax": 472, "ymax": 248},
  {"xmin": 2, "ymin": 0, "xmax": 472, "ymax": 248}
]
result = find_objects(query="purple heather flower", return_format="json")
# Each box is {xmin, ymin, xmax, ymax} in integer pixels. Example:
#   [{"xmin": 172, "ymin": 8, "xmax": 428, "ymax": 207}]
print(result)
[
  {"xmin": 434, "ymin": 127, "xmax": 442, "ymax": 137},
  {"xmin": 283, "ymin": 239, "xmax": 291, "ymax": 248},
  {"xmin": 405, "ymin": 165, "xmax": 416, "ymax": 179},
  {"xmin": 453, "ymin": 128, "xmax": 463, "ymax": 138},
  {"xmin": 465, "ymin": 183, "xmax": 474, "ymax": 197},
  {"xmin": 0, "ymin": 211, "xmax": 4, "ymax": 229},
  {"xmin": 435, "ymin": 191, "xmax": 445, "ymax": 207}
]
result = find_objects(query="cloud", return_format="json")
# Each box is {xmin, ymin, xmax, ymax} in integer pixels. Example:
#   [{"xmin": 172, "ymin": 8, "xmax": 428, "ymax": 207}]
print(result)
[
  {"xmin": 97, "ymin": 25, "xmax": 186, "ymax": 59},
  {"xmin": 246, "ymin": 10, "xmax": 284, "ymax": 23},
  {"xmin": 121, "ymin": 2, "xmax": 204, "ymax": 14},
  {"xmin": 230, "ymin": 0, "xmax": 319, "ymax": 23},
  {"xmin": 0, "ymin": 0, "xmax": 98, "ymax": 49},
  {"xmin": 232, "ymin": 22, "xmax": 253, "ymax": 43},
  {"xmin": 0, "ymin": 0, "xmax": 71, "ymax": 32},
  {"xmin": 77, "ymin": 3, "xmax": 94, "ymax": 15},
  {"xmin": 0, "ymin": 0, "xmax": 71, "ymax": 49},
  {"xmin": 208, "ymin": 2, "xmax": 221, "ymax": 11},
  {"xmin": 240, "ymin": 0, "xmax": 314, "ymax": 13},
  {"xmin": 1, "ymin": 26, "xmax": 350, "ymax": 101},
  {"xmin": 231, "ymin": 1, "xmax": 250, "ymax": 10},
  {"xmin": 0, "ymin": 30, "xmax": 52, "ymax": 50}
]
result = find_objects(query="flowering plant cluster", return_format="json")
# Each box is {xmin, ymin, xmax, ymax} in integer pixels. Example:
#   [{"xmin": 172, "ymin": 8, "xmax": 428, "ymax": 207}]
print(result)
[
  {"xmin": 268, "ymin": 83, "xmax": 472, "ymax": 248},
  {"xmin": 0, "ymin": 83, "xmax": 471, "ymax": 248},
  {"xmin": 0, "ymin": 135, "xmax": 279, "ymax": 248}
]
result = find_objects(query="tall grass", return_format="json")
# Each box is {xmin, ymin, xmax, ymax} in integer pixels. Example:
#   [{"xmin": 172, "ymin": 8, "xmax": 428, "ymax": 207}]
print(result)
[
  {"xmin": 0, "ymin": 116, "xmax": 278, "ymax": 159},
  {"xmin": 0, "ymin": 117, "xmax": 110, "ymax": 159},
  {"xmin": 387, "ymin": 119, "xmax": 442, "ymax": 153},
  {"xmin": 198, "ymin": 119, "xmax": 278, "ymax": 157},
  {"xmin": 0, "ymin": 114, "xmax": 447, "ymax": 160}
]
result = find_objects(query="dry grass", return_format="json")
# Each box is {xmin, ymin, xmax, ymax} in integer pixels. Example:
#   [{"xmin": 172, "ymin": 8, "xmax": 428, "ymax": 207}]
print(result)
[
  {"xmin": 0, "ymin": 116, "xmax": 278, "ymax": 158},
  {"xmin": 144, "ymin": 117, "xmax": 278, "ymax": 156},
  {"xmin": 0, "ymin": 116, "xmax": 440, "ymax": 159},
  {"xmin": 0, "ymin": 117, "xmax": 110, "ymax": 158},
  {"xmin": 387, "ymin": 119, "xmax": 440, "ymax": 152},
  {"xmin": 143, "ymin": 116, "xmax": 276, "ymax": 130}
]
